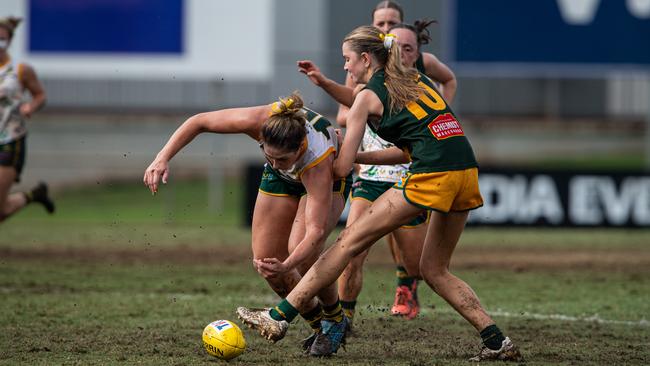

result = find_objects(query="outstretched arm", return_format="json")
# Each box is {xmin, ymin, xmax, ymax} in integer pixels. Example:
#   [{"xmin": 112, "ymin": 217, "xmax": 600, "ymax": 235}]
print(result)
[
  {"xmin": 356, "ymin": 146, "xmax": 410, "ymax": 165},
  {"xmin": 143, "ymin": 105, "xmax": 270, "ymax": 194},
  {"xmin": 335, "ymin": 73, "xmax": 358, "ymax": 127},
  {"xmin": 297, "ymin": 60, "xmax": 356, "ymax": 110},
  {"xmin": 422, "ymin": 53, "xmax": 457, "ymax": 104}
]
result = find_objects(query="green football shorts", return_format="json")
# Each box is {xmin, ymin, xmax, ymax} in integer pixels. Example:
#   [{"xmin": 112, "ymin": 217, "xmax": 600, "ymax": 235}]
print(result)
[
  {"xmin": 351, "ymin": 177, "xmax": 429, "ymax": 227},
  {"xmin": 258, "ymin": 165, "xmax": 352, "ymax": 200}
]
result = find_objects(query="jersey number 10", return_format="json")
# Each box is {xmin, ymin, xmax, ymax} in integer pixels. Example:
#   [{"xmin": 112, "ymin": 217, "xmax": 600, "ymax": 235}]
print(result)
[{"xmin": 405, "ymin": 82, "xmax": 447, "ymax": 121}]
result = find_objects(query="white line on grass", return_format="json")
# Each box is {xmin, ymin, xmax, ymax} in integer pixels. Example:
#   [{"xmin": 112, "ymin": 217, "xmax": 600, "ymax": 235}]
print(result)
[
  {"xmin": 486, "ymin": 309, "xmax": 650, "ymax": 327},
  {"xmin": 139, "ymin": 293, "xmax": 649, "ymax": 328},
  {"xmin": 358, "ymin": 305, "xmax": 649, "ymax": 327}
]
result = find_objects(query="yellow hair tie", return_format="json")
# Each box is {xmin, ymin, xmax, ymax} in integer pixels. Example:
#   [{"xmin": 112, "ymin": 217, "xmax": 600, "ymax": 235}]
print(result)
[
  {"xmin": 269, "ymin": 98, "xmax": 295, "ymax": 115},
  {"xmin": 379, "ymin": 33, "xmax": 397, "ymax": 49}
]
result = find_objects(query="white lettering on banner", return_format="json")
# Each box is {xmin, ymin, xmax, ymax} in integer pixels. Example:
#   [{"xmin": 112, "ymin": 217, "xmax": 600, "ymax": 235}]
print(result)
[
  {"xmin": 556, "ymin": 0, "xmax": 650, "ymax": 25},
  {"xmin": 627, "ymin": 0, "xmax": 650, "ymax": 19},
  {"xmin": 634, "ymin": 178, "xmax": 650, "ymax": 223},
  {"xmin": 470, "ymin": 174, "xmax": 563, "ymax": 224},
  {"xmin": 473, "ymin": 175, "xmax": 511, "ymax": 223},
  {"xmin": 599, "ymin": 178, "xmax": 635, "ymax": 225},
  {"xmin": 569, "ymin": 176, "xmax": 603, "ymax": 225},
  {"xmin": 524, "ymin": 175, "xmax": 565, "ymax": 224},
  {"xmin": 569, "ymin": 176, "xmax": 650, "ymax": 225},
  {"xmin": 556, "ymin": 0, "xmax": 601, "ymax": 25}
]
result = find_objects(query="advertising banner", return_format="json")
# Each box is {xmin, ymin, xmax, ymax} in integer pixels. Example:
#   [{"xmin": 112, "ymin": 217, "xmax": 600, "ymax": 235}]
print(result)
[
  {"xmin": 245, "ymin": 165, "xmax": 650, "ymax": 228},
  {"xmin": 448, "ymin": 0, "xmax": 650, "ymax": 75}
]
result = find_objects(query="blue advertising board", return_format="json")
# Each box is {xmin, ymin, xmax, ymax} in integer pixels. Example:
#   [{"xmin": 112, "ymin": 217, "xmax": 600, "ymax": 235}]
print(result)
[
  {"xmin": 28, "ymin": 0, "xmax": 184, "ymax": 54},
  {"xmin": 447, "ymin": 0, "xmax": 650, "ymax": 74}
]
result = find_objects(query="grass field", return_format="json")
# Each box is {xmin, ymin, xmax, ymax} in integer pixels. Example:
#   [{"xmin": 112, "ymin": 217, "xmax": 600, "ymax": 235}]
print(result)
[{"xmin": 1, "ymin": 180, "xmax": 649, "ymax": 365}]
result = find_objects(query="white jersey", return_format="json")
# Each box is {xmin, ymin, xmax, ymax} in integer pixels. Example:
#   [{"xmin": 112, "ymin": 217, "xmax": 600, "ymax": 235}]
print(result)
[
  {"xmin": 0, "ymin": 59, "xmax": 26, "ymax": 144},
  {"xmin": 357, "ymin": 127, "xmax": 409, "ymax": 183},
  {"xmin": 266, "ymin": 108, "xmax": 337, "ymax": 184}
]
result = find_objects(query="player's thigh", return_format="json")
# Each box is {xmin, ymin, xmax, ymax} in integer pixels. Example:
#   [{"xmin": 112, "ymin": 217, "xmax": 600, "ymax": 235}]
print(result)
[
  {"xmin": 287, "ymin": 195, "xmax": 308, "ymax": 256},
  {"xmin": 346, "ymin": 198, "xmax": 371, "ymax": 226},
  {"xmin": 326, "ymin": 193, "xmax": 346, "ymax": 233},
  {"xmin": 341, "ymin": 188, "xmax": 422, "ymax": 256},
  {"xmin": 392, "ymin": 222, "xmax": 427, "ymax": 276},
  {"xmin": 0, "ymin": 166, "xmax": 17, "ymax": 209},
  {"xmin": 251, "ymin": 192, "xmax": 299, "ymax": 260},
  {"xmin": 345, "ymin": 199, "xmax": 373, "ymax": 263},
  {"xmin": 290, "ymin": 193, "xmax": 347, "ymax": 273},
  {"xmin": 420, "ymin": 210, "xmax": 469, "ymax": 272}
]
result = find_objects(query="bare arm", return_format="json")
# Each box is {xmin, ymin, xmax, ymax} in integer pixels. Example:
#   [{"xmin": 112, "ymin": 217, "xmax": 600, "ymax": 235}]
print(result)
[
  {"xmin": 333, "ymin": 89, "xmax": 383, "ymax": 178},
  {"xmin": 335, "ymin": 73, "xmax": 357, "ymax": 127},
  {"xmin": 255, "ymin": 155, "xmax": 334, "ymax": 275},
  {"xmin": 422, "ymin": 53, "xmax": 457, "ymax": 104},
  {"xmin": 283, "ymin": 157, "xmax": 333, "ymax": 270},
  {"xmin": 143, "ymin": 105, "xmax": 270, "ymax": 194},
  {"xmin": 297, "ymin": 60, "xmax": 355, "ymax": 110},
  {"xmin": 18, "ymin": 63, "xmax": 46, "ymax": 118},
  {"xmin": 356, "ymin": 146, "xmax": 410, "ymax": 165}
]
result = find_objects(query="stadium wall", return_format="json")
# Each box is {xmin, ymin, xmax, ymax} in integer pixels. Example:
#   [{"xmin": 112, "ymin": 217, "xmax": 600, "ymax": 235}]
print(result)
[{"xmin": 2, "ymin": 0, "xmax": 647, "ymax": 118}]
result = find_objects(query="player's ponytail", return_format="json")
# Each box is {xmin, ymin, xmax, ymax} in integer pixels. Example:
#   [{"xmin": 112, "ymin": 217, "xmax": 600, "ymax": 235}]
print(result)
[
  {"xmin": 262, "ymin": 91, "xmax": 307, "ymax": 151},
  {"xmin": 343, "ymin": 25, "xmax": 422, "ymax": 114},
  {"xmin": 389, "ymin": 19, "xmax": 437, "ymax": 51}
]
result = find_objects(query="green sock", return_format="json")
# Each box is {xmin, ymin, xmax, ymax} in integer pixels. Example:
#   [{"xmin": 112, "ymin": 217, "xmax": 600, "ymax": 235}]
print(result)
[
  {"xmin": 340, "ymin": 300, "xmax": 356, "ymax": 320},
  {"xmin": 480, "ymin": 324, "xmax": 506, "ymax": 351},
  {"xmin": 300, "ymin": 304, "xmax": 323, "ymax": 332},
  {"xmin": 396, "ymin": 266, "xmax": 416, "ymax": 287},
  {"xmin": 323, "ymin": 300, "xmax": 344, "ymax": 322},
  {"xmin": 269, "ymin": 299, "xmax": 300, "ymax": 322}
]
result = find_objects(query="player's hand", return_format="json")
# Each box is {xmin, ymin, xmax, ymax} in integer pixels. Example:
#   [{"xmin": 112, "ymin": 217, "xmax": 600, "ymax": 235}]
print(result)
[
  {"xmin": 143, "ymin": 158, "xmax": 169, "ymax": 195},
  {"xmin": 19, "ymin": 104, "xmax": 33, "ymax": 118},
  {"xmin": 334, "ymin": 128, "xmax": 343, "ymax": 148},
  {"xmin": 254, "ymin": 258, "xmax": 289, "ymax": 278},
  {"xmin": 297, "ymin": 60, "xmax": 325, "ymax": 86}
]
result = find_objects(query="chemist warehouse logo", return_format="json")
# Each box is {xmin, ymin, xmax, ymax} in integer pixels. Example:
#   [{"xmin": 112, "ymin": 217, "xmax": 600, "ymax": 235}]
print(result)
[{"xmin": 428, "ymin": 113, "xmax": 465, "ymax": 140}]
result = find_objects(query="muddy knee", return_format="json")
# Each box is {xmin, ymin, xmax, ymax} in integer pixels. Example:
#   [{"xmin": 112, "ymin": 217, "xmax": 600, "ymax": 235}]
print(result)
[{"xmin": 421, "ymin": 267, "xmax": 449, "ymax": 293}]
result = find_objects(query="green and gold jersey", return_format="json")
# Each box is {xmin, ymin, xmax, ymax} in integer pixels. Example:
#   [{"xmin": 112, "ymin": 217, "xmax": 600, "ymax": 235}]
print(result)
[
  {"xmin": 0, "ymin": 59, "xmax": 27, "ymax": 145},
  {"xmin": 415, "ymin": 53, "xmax": 425, "ymax": 73},
  {"xmin": 262, "ymin": 106, "xmax": 338, "ymax": 184},
  {"xmin": 363, "ymin": 69, "xmax": 477, "ymax": 173}
]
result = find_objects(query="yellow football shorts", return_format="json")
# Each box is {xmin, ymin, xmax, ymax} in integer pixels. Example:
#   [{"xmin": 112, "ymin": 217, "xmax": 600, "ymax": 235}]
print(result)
[{"xmin": 394, "ymin": 167, "xmax": 483, "ymax": 213}]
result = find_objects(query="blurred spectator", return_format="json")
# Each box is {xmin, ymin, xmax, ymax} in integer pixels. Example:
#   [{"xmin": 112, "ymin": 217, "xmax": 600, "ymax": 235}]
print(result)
[{"xmin": 0, "ymin": 16, "xmax": 53, "ymax": 223}]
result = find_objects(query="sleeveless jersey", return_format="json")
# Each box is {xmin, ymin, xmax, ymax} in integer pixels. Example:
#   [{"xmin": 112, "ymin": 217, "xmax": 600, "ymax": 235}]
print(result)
[
  {"xmin": 0, "ymin": 59, "xmax": 26, "ymax": 144},
  {"xmin": 363, "ymin": 69, "xmax": 477, "ymax": 173},
  {"xmin": 415, "ymin": 53, "xmax": 443, "ymax": 89},
  {"xmin": 357, "ymin": 127, "xmax": 408, "ymax": 183},
  {"xmin": 264, "ymin": 107, "xmax": 338, "ymax": 184},
  {"xmin": 415, "ymin": 53, "xmax": 425, "ymax": 73}
]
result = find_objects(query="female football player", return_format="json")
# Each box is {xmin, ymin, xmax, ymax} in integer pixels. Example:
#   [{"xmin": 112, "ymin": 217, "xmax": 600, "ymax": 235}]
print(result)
[
  {"xmin": 239, "ymin": 26, "xmax": 522, "ymax": 362},
  {"xmin": 0, "ymin": 16, "xmax": 53, "ymax": 224},
  {"xmin": 144, "ymin": 92, "xmax": 352, "ymax": 354},
  {"xmin": 297, "ymin": 15, "xmax": 457, "ymax": 323}
]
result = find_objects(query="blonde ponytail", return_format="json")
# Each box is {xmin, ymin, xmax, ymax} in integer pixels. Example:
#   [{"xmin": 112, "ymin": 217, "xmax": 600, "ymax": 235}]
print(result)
[{"xmin": 343, "ymin": 25, "xmax": 422, "ymax": 114}]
